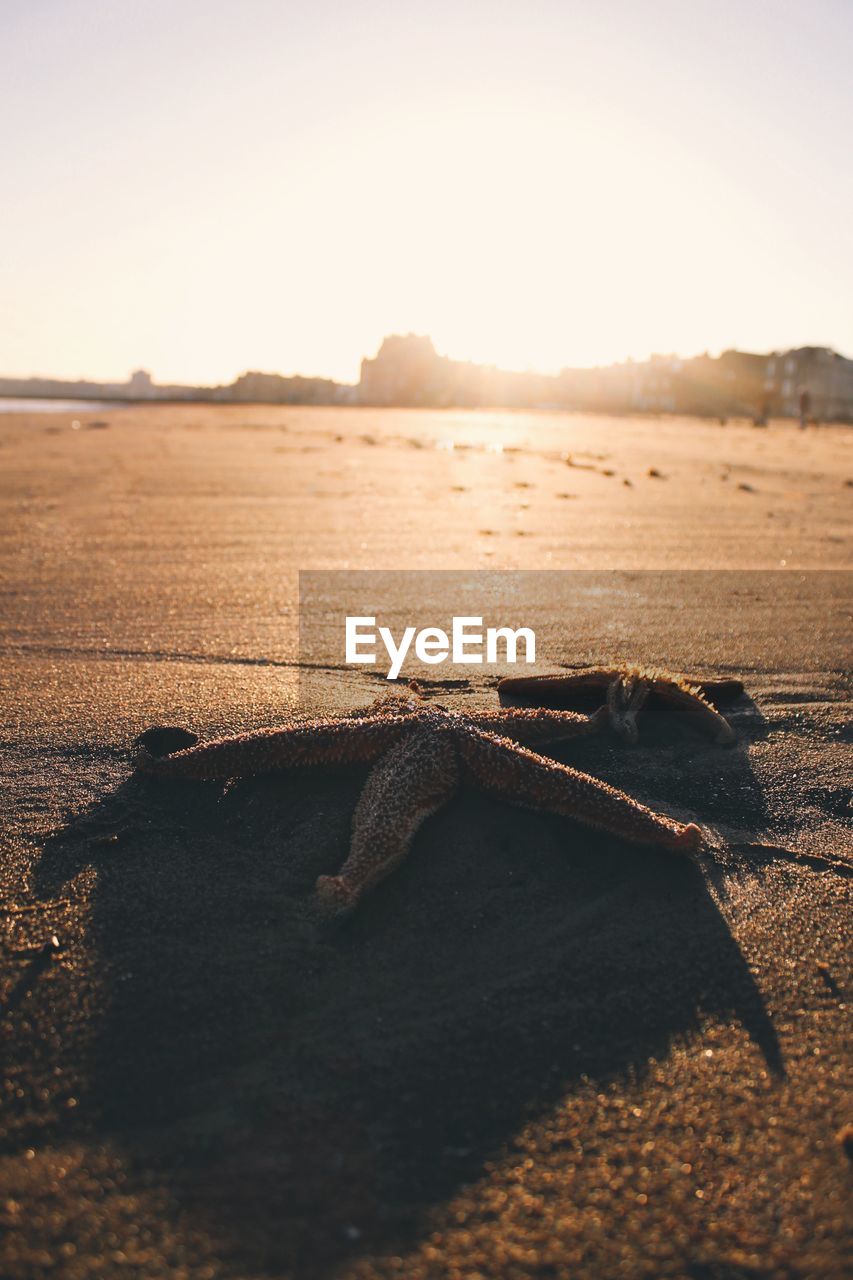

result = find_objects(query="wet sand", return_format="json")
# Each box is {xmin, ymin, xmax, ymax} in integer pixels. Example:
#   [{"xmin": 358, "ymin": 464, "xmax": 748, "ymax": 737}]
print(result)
[{"xmin": 0, "ymin": 405, "xmax": 851, "ymax": 1278}]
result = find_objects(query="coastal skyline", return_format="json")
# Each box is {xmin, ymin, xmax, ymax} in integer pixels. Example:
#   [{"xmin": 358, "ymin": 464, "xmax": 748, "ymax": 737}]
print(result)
[
  {"xmin": 3, "ymin": 0, "xmax": 852, "ymax": 383},
  {"xmin": 4, "ymin": 330, "xmax": 853, "ymax": 384},
  {"xmin": 6, "ymin": 333, "xmax": 853, "ymax": 422}
]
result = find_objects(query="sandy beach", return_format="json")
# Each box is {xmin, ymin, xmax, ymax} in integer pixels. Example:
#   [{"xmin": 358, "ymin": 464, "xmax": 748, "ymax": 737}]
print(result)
[{"xmin": 1, "ymin": 404, "xmax": 851, "ymax": 1279}]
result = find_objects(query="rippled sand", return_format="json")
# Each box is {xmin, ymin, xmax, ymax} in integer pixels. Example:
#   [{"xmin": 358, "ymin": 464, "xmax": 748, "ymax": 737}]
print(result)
[{"xmin": 1, "ymin": 405, "xmax": 850, "ymax": 1279}]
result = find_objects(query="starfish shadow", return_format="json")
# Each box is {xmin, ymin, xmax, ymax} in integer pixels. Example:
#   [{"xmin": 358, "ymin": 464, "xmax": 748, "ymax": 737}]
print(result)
[{"xmin": 33, "ymin": 731, "xmax": 782, "ymax": 1277}]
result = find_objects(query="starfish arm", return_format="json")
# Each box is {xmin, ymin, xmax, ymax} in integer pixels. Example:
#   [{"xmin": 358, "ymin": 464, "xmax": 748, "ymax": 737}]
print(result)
[
  {"xmin": 651, "ymin": 678, "xmax": 737, "ymax": 745},
  {"xmin": 464, "ymin": 706, "xmax": 607, "ymax": 746},
  {"xmin": 315, "ymin": 727, "xmax": 459, "ymax": 917},
  {"xmin": 458, "ymin": 727, "xmax": 701, "ymax": 852},
  {"xmin": 133, "ymin": 713, "xmax": 410, "ymax": 781},
  {"xmin": 498, "ymin": 670, "xmax": 614, "ymax": 707},
  {"xmin": 500, "ymin": 666, "xmax": 741, "ymax": 746}
]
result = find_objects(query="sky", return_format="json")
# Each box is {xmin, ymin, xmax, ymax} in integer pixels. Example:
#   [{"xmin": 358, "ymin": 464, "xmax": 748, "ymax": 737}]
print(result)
[{"xmin": 2, "ymin": 0, "xmax": 852, "ymax": 385}]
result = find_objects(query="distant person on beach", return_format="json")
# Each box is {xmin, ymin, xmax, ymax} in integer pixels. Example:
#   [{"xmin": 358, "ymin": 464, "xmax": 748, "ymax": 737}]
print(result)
[{"xmin": 799, "ymin": 389, "xmax": 811, "ymax": 429}]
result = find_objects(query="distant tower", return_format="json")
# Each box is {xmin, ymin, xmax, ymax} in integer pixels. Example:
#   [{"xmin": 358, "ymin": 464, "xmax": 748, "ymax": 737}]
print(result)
[
  {"xmin": 358, "ymin": 334, "xmax": 439, "ymax": 405},
  {"xmin": 128, "ymin": 369, "xmax": 153, "ymax": 397}
]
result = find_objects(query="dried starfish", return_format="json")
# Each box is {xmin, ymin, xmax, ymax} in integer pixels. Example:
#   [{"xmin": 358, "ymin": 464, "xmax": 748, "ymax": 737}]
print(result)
[
  {"xmin": 132, "ymin": 690, "xmax": 701, "ymax": 918},
  {"xmin": 499, "ymin": 667, "xmax": 742, "ymax": 746}
]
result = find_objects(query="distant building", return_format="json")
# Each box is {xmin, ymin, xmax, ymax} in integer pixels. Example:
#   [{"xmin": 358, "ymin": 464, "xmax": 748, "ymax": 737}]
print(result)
[
  {"xmin": 2, "ymin": 341, "xmax": 851, "ymax": 419},
  {"xmin": 358, "ymin": 336, "xmax": 853, "ymax": 418},
  {"xmin": 359, "ymin": 335, "xmax": 443, "ymax": 406},
  {"xmin": 359, "ymin": 335, "xmax": 557, "ymax": 408},
  {"xmin": 228, "ymin": 371, "xmax": 344, "ymax": 405},
  {"xmin": 673, "ymin": 349, "xmax": 767, "ymax": 418},
  {"xmin": 630, "ymin": 355, "xmax": 680, "ymax": 413},
  {"xmin": 128, "ymin": 369, "xmax": 153, "ymax": 397},
  {"xmin": 763, "ymin": 347, "xmax": 853, "ymax": 421},
  {"xmin": 558, "ymin": 346, "xmax": 853, "ymax": 421}
]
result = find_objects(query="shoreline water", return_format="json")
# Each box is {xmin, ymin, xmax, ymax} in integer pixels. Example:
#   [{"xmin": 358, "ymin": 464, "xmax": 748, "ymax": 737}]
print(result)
[{"xmin": 0, "ymin": 397, "xmax": 126, "ymax": 413}]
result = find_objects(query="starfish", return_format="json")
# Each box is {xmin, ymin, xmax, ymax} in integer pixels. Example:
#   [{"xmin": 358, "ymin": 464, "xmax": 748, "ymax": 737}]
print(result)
[
  {"xmin": 499, "ymin": 667, "xmax": 743, "ymax": 746},
  {"xmin": 132, "ymin": 689, "xmax": 701, "ymax": 918}
]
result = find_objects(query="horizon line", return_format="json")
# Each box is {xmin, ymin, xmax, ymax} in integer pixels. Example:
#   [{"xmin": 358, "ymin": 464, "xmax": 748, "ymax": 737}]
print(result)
[{"xmin": 2, "ymin": 335, "xmax": 852, "ymax": 390}]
